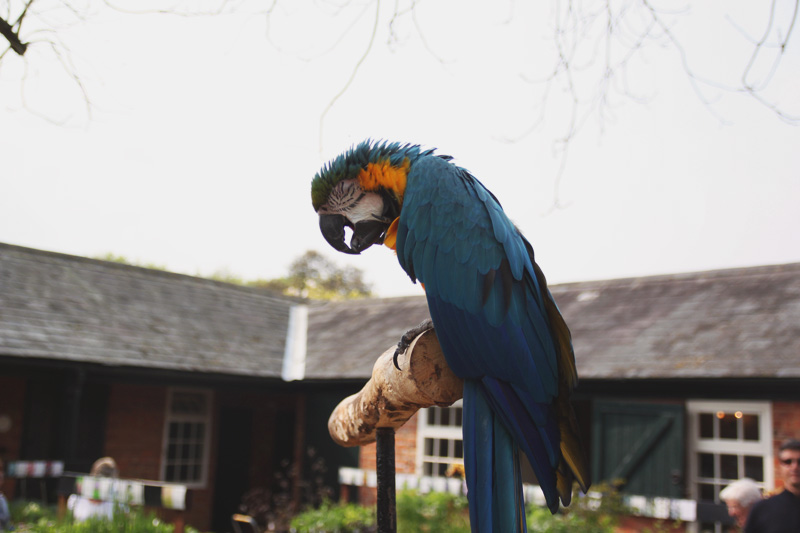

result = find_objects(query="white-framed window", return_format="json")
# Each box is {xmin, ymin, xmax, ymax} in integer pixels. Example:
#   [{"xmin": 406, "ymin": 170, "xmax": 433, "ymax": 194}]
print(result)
[
  {"xmin": 687, "ymin": 400, "xmax": 773, "ymax": 533},
  {"xmin": 161, "ymin": 388, "xmax": 213, "ymax": 487},
  {"xmin": 416, "ymin": 401, "xmax": 464, "ymax": 478}
]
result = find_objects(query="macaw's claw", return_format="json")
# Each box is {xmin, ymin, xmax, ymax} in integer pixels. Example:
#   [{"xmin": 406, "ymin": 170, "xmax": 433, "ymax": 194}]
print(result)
[{"xmin": 393, "ymin": 319, "xmax": 435, "ymax": 370}]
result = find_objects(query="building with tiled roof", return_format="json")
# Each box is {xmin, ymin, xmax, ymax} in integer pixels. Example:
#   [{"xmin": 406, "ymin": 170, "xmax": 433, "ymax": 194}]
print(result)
[{"xmin": 1, "ymin": 242, "xmax": 798, "ymax": 532}]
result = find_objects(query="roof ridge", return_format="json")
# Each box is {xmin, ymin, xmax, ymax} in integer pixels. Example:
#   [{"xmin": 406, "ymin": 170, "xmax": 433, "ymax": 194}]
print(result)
[
  {"xmin": 550, "ymin": 262, "xmax": 800, "ymax": 291},
  {"xmin": 0, "ymin": 241, "xmax": 302, "ymax": 302}
]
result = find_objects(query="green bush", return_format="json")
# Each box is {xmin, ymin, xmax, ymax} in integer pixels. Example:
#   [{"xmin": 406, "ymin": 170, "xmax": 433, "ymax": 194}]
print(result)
[
  {"xmin": 9, "ymin": 503, "xmax": 204, "ymax": 533},
  {"xmin": 9, "ymin": 500, "xmax": 58, "ymax": 524},
  {"xmin": 525, "ymin": 482, "xmax": 626, "ymax": 533},
  {"xmin": 396, "ymin": 489, "xmax": 470, "ymax": 533},
  {"xmin": 290, "ymin": 499, "xmax": 376, "ymax": 533},
  {"xmin": 285, "ymin": 481, "xmax": 632, "ymax": 533}
]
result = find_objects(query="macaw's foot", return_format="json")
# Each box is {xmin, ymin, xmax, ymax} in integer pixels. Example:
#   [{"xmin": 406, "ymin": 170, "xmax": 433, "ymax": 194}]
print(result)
[{"xmin": 393, "ymin": 319, "xmax": 434, "ymax": 370}]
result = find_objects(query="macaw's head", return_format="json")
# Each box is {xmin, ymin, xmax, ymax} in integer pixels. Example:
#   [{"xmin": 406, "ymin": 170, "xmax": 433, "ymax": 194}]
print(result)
[{"xmin": 311, "ymin": 140, "xmax": 424, "ymax": 254}]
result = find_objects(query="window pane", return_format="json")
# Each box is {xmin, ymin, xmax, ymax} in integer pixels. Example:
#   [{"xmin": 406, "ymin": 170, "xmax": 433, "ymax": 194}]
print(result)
[
  {"xmin": 719, "ymin": 413, "xmax": 737, "ymax": 439},
  {"xmin": 699, "ymin": 453, "xmax": 715, "ymax": 478},
  {"xmin": 439, "ymin": 439, "xmax": 449, "ymax": 457},
  {"xmin": 164, "ymin": 391, "xmax": 209, "ymax": 484},
  {"xmin": 699, "ymin": 413, "xmax": 714, "ymax": 439},
  {"xmin": 743, "ymin": 414, "xmax": 759, "ymax": 441},
  {"xmin": 419, "ymin": 404, "xmax": 464, "ymax": 480},
  {"xmin": 720, "ymin": 454, "xmax": 738, "ymax": 480},
  {"xmin": 744, "ymin": 455, "xmax": 764, "ymax": 482},
  {"xmin": 699, "ymin": 483, "xmax": 716, "ymax": 501}
]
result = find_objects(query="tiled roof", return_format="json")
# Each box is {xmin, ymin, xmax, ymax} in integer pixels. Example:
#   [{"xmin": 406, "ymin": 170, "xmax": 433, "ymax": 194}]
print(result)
[
  {"xmin": 3, "ymin": 242, "xmax": 798, "ymax": 382},
  {"xmin": 553, "ymin": 263, "xmax": 800, "ymax": 379},
  {"xmin": 305, "ymin": 263, "xmax": 800, "ymax": 380},
  {"xmin": 0, "ymin": 243, "xmax": 294, "ymax": 378},
  {"xmin": 304, "ymin": 296, "xmax": 431, "ymax": 380}
]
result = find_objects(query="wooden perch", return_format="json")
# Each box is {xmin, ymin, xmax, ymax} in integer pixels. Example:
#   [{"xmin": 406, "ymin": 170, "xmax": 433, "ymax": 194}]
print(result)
[{"xmin": 328, "ymin": 329, "xmax": 463, "ymax": 447}]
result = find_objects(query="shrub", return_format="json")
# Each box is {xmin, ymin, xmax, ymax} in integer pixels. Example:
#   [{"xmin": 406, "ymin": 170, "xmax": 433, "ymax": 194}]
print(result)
[
  {"xmin": 9, "ymin": 503, "xmax": 204, "ymax": 533},
  {"xmin": 525, "ymin": 481, "xmax": 626, "ymax": 533},
  {"xmin": 396, "ymin": 489, "xmax": 470, "ymax": 533},
  {"xmin": 290, "ymin": 499, "xmax": 376, "ymax": 533},
  {"xmin": 9, "ymin": 500, "xmax": 57, "ymax": 524}
]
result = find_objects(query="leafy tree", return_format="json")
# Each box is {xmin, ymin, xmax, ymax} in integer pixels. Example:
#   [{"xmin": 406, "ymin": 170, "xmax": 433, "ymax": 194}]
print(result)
[
  {"xmin": 249, "ymin": 250, "xmax": 373, "ymax": 301},
  {"xmin": 96, "ymin": 250, "xmax": 373, "ymax": 301},
  {"xmin": 93, "ymin": 252, "xmax": 167, "ymax": 271}
]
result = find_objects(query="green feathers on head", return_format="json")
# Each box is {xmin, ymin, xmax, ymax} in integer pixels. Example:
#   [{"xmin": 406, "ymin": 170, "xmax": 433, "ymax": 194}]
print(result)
[{"xmin": 311, "ymin": 140, "xmax": 429, "ymax": 211}]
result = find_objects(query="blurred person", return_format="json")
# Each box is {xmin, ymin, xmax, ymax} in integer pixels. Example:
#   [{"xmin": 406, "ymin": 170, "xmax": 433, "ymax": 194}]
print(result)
[
  {"xmin": 745, "ymin": 439, "xmax": 800, "ymax": 532},
  {"xmin": 67, "ymin": 457, "xmax": 119, "ymax": 522},
  {"xmin": 0, "ymin": 459, "xmax": 13, "ymax": 531},
  {"xmin": 720, "ymin": 478, "xmax": 762, "ymax": 529}
]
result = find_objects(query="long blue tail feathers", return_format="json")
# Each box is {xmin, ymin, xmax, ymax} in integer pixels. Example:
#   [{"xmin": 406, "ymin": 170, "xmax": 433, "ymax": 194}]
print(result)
[
  {"xmin": 463, "ymin": 380, "xmax": 529, "ymax": 533},
  {"xmin": 463, "ymin": 378, "xmax": 573, "ymax": 532}
]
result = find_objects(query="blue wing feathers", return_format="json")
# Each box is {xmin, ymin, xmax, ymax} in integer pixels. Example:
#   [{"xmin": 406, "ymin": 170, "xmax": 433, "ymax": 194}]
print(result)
[
  {"xmin": 395, "ymin": 152, "xmax": 585, "ymax": 530},
  {"xmin": 480, "ymin": 379, "xmax": 561, "ymax": 514}
]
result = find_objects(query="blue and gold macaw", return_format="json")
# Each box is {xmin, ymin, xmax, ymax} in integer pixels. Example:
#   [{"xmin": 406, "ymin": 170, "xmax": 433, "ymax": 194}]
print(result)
[{"xmin": 311, "ymin": 140, "xmax": 589, "ymax": 532}]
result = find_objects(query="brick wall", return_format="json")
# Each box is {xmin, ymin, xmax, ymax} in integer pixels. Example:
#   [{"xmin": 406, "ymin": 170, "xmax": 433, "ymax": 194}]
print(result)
[
  {"xmin": 103, "ymin": 384, "xmax": 215, "ymax": 531},
  {"xmin": 771, "ymin": 400, "xmax": 800, "ymax": 491},
  {"xmin": 357, "ymin": 413, "xmax": 419, "ymax": 506},
  {"xmin": 104, "ymin": 384, "xmax": 166, "ymax": 480}
]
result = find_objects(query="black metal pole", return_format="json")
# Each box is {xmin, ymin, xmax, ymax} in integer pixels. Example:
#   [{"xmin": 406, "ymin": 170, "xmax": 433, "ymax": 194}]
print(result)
[{"xmin": 376, "ymin": 427, "xmax": 397, "ymax": 533}]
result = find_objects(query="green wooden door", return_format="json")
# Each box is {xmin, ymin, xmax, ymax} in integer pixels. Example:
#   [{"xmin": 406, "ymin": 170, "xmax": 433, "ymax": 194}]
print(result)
[{"xmin": 592, "ymin": 401, "xmax": 684, "ymax": 498}]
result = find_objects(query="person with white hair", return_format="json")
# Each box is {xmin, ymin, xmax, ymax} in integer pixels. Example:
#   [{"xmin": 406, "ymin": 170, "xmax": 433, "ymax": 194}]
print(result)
[{"xmin": 720, "ymin": 478, "xmax": 763, "ymax": 529}]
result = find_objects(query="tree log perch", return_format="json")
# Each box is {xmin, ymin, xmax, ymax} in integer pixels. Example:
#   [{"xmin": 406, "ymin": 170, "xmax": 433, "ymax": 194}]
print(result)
[{"xmin": 328, "ymin": 329, "xmax": 463, "ymax": 447}]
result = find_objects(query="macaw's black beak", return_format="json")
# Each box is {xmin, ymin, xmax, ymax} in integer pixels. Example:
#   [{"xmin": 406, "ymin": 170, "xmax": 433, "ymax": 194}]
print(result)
[
  {"xmin": 320, "ymin": 214, "xmax": 358, "ymax": 254},
  {"xmin": 350, "ymin": 219, "xmax": 389, "ymax": 253},
  {"xmin": 319, "ymin": 215, "xmax": 389, "ymax": 255}
]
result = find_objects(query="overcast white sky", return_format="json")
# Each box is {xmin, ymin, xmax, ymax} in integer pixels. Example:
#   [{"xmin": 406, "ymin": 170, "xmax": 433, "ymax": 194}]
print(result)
[{"xmin": 1, "ymin": 1, "xmax": 799, "ymax": 297}]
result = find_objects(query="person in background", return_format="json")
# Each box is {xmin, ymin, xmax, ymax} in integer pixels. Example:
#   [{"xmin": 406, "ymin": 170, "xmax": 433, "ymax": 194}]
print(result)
[
  {"xmin": 67, "ymin": 457, "xmax": 119, "ymax": 522},
  {"xmin": 0, "ymin": 459, "xmax": 13, "ymax": 532},
  {"xmin": 720, "ymin": 478, "xmax": 762, "ymax": 529},
  {"xmin": 745, "ymin": 439, "xmax": 800, "ymax": 533}
]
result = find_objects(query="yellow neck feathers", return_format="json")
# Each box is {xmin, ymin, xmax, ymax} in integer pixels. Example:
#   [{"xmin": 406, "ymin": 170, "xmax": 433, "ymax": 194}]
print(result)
[{"xmin": 357, "ymin": 158, "xmax": 409, "ymax": 201}]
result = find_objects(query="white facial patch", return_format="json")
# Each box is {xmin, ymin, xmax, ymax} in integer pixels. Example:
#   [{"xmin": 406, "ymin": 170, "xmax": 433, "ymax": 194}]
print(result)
[{"xmin": 322, "ymin": 179, "xmax": 384, "ymax": 223}]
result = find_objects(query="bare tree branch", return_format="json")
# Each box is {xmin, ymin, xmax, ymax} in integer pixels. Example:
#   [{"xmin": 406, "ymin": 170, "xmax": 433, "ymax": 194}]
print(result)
[
  {"xmin": 318, "ymin": 0, "xmax": 381, "ymax": 153},
  {"xmin": 0, "ymin": 12, "xmax": 28, "ymax": 55},
  {"xmin": 511, "ymin": 0, "xmax": 800, "ymax": 204}
]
